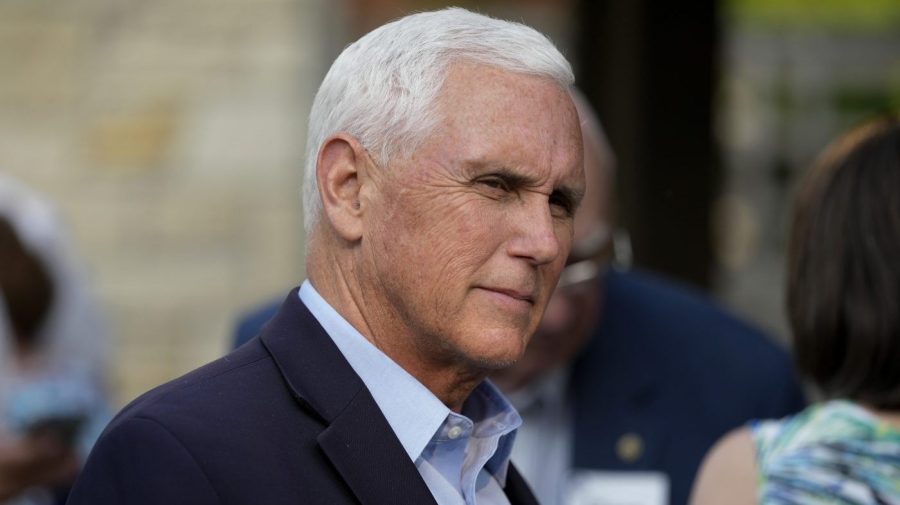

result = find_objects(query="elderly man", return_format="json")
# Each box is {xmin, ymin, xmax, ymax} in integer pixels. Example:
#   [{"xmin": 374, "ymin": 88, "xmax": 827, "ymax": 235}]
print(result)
[
  {"xmin": 229, "ymin": 85, "xmax": 807, "ymax": 505},
  {"xmin": 68, "ymin": 8, "xmax": 583, "ymax": 505}
]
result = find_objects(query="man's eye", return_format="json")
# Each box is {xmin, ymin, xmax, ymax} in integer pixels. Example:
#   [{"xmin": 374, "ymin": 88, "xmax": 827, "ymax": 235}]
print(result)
[{"xmin": 478, "ymin": 177, "xmax": 511, "ymax": 192}]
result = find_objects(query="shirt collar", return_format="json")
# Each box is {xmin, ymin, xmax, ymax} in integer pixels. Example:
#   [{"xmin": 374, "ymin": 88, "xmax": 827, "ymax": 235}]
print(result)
[{"xmin": 462, "ymin": 380, "xmax": 522, "ymax": 484}]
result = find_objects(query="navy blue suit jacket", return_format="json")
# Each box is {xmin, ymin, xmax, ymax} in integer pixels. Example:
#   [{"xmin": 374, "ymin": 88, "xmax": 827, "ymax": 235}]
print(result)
[
  {"xmin": 68, "ymin": 290, "xmax": 537, "ymax": 505},
  {"xmin": 568, "ymin": 269, "xmax": 805, "ymax": 505}
]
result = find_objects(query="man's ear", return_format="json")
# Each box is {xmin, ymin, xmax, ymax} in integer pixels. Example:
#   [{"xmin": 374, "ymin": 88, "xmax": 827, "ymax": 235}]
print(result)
[{"xmin": 316, "ymin": 133, "xmax": 370, "ymax": 242}]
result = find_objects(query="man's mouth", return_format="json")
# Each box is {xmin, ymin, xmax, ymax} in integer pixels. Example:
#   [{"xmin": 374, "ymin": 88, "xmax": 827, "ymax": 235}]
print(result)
[{"xmin": 477, "ymin": 286, "xmax": 535, "ymax": 305}]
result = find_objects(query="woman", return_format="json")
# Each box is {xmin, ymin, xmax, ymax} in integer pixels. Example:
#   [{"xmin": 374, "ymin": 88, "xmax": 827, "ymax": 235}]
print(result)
[{"xmin": 691, "ymin": 116, "xmax": 900, "ymax": 504}]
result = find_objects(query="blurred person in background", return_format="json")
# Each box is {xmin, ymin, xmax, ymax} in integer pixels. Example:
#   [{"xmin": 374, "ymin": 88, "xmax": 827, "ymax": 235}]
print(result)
[
  {"xmin": 691, "ymin": 115, "xmax": 900, "ymax": 504},
  {"xmin": 0, "ymin": 176, "xmax": 111, "ymax": 505},
  {"xmin": 231, "ymin": 91, "xmax": 807, "ymax": 505}
]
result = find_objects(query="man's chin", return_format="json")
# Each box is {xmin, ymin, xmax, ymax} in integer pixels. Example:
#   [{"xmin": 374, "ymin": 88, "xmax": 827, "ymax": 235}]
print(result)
[
  {"xmin": 462, "ymin": 340, "xmax": 529, "ymax": 373},
  {"xmin": 431, "ymin": 325, "xmax": 532, "ymax": 374}
]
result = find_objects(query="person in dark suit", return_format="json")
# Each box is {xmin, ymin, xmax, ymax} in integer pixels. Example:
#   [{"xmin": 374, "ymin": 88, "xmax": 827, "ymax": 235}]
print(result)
[
  {"xmin": 68, "ymin": 8, "xmax": 587, "ymax": 505},
  {"xmin": 233, "ymin": 270, "xmax": 805, "ymax": 505}
]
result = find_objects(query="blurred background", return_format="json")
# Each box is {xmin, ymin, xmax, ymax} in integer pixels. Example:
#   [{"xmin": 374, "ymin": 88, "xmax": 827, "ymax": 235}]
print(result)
[{"xmin": 1, "ymin": 0, "xmax": 898, "ymax": 406}]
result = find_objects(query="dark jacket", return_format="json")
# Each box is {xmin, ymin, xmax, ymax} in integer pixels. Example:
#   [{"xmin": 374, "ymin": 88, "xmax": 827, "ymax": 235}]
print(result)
[
  {"xmin": 569, "ymin": 269, "xmax": 805, "ymax": 505},
  {"xmin": 68, "ymin": 289, "xmax": 537, "ymax": 505},
  {"xmin": 229, "ymin": 271, "xmax": 805, "ymax": 505}
]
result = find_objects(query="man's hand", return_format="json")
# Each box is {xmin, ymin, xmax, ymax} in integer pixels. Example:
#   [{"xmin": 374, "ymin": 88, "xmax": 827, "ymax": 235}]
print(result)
[{"xmin": 0, "ymin": 433, "xmax": 78, "ymax": 500}]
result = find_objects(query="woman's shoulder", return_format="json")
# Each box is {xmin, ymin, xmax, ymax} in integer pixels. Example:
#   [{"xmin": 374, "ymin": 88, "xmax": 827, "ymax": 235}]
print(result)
[
  {"xmin": 751, "ymin": 400, "xmax": 900, "ymax": 503},
  {"xmin": 690, "ymin": 427, "xmax": 758, "ymax": 505},
  {"xmin": 752, "ymin": 400, "xmax": 899, "ymax": 458}
]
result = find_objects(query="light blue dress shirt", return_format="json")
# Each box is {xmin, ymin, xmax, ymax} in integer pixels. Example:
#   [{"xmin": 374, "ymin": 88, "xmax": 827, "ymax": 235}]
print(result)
[{"xmin": 299, "ymin": 281, "xmax": 522, "ymax": 505}]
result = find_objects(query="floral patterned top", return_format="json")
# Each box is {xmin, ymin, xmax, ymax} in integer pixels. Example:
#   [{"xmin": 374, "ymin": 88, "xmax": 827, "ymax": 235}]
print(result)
[{"xmin": 751, "ymin": 400, "xmax": 900, "ymax": 504}]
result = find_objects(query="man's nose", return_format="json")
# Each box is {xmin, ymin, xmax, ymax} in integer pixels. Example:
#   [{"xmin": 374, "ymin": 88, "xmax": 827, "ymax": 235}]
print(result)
[{"xmin": 506, "ymin": 200, "xmax": 563, "ymax": 265}]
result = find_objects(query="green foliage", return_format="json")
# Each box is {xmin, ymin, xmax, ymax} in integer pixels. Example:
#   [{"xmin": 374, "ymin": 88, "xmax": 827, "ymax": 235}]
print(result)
[
  {"xmin": 831, "ymin": 84, "xmax": 900, "ymax": 132},
  {"xmin": 727, "ymin": 0, "xmax": 900, "ymax": 32}
]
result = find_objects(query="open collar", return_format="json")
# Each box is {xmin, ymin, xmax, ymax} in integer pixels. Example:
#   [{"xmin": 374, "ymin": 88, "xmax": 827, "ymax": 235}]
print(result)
[{"xmin": 259, "ymin": 285, "xmax": 535, "ymax": 505}]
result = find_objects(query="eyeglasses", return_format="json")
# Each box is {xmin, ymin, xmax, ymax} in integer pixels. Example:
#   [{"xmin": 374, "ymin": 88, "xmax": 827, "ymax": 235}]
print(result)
[{"xmin": 557, "ymin": 224, "xmax": 632, "ymax": 290}]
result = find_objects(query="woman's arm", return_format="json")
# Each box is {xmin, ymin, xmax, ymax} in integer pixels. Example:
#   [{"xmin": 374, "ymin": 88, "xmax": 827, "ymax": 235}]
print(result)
[{"xmin": 690, "ymin": 427, "xmax": 758, "ymax": 505}]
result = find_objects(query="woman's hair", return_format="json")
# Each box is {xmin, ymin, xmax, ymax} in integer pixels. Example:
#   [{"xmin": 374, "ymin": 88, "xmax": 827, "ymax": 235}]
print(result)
[
  {"xmin": 302, "ymin": 7, "xmax": 574, "ymax": 237},
  {"xmin": 0, "ymin": 215, "xmax": 55, "ymax": 350},
  {"xmin": 787, "ymin": 114, "xmax": 900, "ymax": 409}
]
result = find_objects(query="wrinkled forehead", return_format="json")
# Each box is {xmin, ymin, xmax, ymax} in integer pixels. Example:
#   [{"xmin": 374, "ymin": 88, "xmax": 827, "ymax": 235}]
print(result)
[
  {"xmin": 429, "ymin": 62, "xmax": 583, "ymax": 179},
  {"xmin": 434, "ymin": 60, "xmax": 575, "ymax": 119}
]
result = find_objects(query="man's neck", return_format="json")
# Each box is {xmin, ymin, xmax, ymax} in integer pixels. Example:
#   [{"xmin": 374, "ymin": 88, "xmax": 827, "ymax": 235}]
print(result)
[{"xmin": 307, "ymin": 245, "xmax": 486, "ymax": 413}]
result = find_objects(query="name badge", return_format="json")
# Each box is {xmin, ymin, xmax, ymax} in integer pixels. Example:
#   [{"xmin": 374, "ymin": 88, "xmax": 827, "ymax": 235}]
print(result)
[{"xmin": 566, "ymin": 470, "xmax": 669, "ymax": 505}]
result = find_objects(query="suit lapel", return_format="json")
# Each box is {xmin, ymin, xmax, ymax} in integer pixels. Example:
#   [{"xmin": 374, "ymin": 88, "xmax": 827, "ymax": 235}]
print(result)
[
  {"xmin": 260, "ymin": 289, "xmax": 436, "ymax": 504},
  {"xmin": 318, "ymin": 388, "xmax": 437, "ymax": 504}
]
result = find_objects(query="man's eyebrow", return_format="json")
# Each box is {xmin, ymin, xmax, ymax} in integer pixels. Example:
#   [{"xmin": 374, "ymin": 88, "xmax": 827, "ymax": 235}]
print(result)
[
  {"xmin": 480, "ymin": 167, "xmax": 538, "ymax": 187},
  {"xmin": 471, "ymin": 164, "xmax": 585, "ymax": 203},
  {"xmin": 470, "ymin": 161, "xmax": 585, "ymax": 200},
  {"xmin": 471, "ymin": 163, "xmax": 566, "ymax": 188}
]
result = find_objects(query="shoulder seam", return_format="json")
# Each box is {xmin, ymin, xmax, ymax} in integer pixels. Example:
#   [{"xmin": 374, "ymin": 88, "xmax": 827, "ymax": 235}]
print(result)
[{"xmin": 136, "ymin": 354, "xmax": 271, "ymax": 410}]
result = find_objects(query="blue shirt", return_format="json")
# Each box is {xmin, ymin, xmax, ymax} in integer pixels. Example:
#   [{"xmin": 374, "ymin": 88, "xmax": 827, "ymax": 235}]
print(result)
[{"xmin": 299, "ymin": 281, "xmax": 522, "ymax": 504}]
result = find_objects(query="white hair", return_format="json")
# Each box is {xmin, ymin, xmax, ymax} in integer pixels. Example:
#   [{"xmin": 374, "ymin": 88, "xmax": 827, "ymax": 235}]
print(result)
[{"xmin": 302, "ymin": 7, "xmax": 574, "ymax": 236}]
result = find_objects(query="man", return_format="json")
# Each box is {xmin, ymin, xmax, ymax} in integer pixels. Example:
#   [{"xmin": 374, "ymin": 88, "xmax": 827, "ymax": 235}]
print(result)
[
  {"xmin": 68, "ymin": 8, "xmax": 584, "ymax": 505},
  {"xmin": 491, "ymin": 93, "xmax": 806, "ymax": 505},
  {"xmin": 230, "ymin": 92, "xmax": 807, "ymax": 505}
]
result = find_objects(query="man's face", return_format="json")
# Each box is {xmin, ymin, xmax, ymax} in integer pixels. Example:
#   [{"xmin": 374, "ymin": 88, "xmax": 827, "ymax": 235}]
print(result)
[
  {"xmin": 491, "ymin": 101, "xmax": 614, "ymax": 392},
  {"xmin": 358, "ymin": 62, "xmax": 584, "ymax": 376}
]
